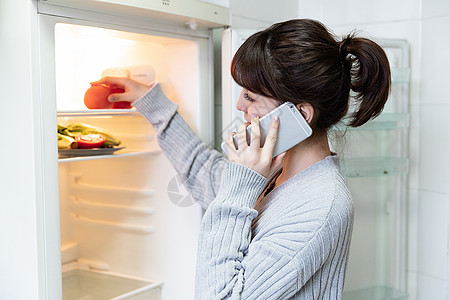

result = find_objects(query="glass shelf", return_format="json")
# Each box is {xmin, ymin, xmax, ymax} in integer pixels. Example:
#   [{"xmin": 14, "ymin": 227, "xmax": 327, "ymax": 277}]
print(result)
[
  {"xmin": 355, "ymin": 113, "xmax": 409, "ymax": 131},
  {"xmin": 57, "ymin": 110, "xmax": 158, "ymax": 163},
  {"xmin": 341, "ymin": 157, "xmax": 409, "ymax": 178},
  {"xmin": 332, "ymin": 113, "xmax": 409, "ymax": 132},
  {"xmin": 57, "ymin": 109, "xmax": 140, "ymax": 117},
  {"xmin": 62, "ymin": 269, "xmax": 161, "ymax": 300},
  {"xmin": 343, "ymin": 285, "xmax": 408, "ymax": 300},
  {"xmin": 58, "ymin": 148, "xmax": 161, "ymax": 163}
]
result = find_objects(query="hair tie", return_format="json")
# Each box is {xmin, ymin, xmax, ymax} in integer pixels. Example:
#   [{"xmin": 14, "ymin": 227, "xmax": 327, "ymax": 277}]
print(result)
[{"xmin": 338, "ymin": 38, "xmax": 350, "ymax": 61}]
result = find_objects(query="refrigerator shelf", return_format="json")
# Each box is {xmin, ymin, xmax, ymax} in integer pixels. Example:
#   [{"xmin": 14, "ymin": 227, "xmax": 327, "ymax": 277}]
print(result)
[
  {"xmin": 343, "ymin": 285, "xmax": 408, "ymax": 300},
  {"xmin": 58, "ymin": 148, "xmax": 161, "ymax": 163},
  {"xmin": 57, "ymin": 109, "xmax": 140, "ymax": 117},
  {"xmin": 341, "ymin": 157, "xmax": 409, "ymax": 178},
  {"xmin": 72, "ymin": 214, "xmax": 156, "ymax": 234},
  {"xmin": 62, "ymin": 268, "xmax": 162, "ymax": 300}
]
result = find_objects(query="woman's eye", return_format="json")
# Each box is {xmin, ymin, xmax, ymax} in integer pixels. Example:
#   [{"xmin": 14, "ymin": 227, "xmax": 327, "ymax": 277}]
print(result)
[{"xmin": 243, "ymin": 92, "xmax": 255, "ymax": 102}]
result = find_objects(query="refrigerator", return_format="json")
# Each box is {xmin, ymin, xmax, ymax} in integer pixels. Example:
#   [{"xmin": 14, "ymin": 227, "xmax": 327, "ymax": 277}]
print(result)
[{"xmin": 14, "ymin": 0, "xmax": 234, "ymax": 299}]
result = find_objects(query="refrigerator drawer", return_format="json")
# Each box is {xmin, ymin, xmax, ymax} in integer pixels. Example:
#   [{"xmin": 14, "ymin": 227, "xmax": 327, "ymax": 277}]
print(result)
[{"xmin": 62, "ymin": 269, "xmax": 162, "ymax": 300}]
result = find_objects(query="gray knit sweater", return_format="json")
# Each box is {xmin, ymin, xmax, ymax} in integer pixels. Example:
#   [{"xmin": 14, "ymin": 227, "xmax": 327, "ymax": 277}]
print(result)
[{"xmin": 134, "ymin": 84, "xmax": 354, "ymax": 300}]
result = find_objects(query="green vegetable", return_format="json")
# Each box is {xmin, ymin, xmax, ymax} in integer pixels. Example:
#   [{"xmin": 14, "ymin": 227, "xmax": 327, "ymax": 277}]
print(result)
[
  {"xmin": 58, "ymin": 133, "xmax": 78, "ymax": 149},
  {"xmin": 62, "ymin": 123, "xmax": 121, "ymax": 147}
]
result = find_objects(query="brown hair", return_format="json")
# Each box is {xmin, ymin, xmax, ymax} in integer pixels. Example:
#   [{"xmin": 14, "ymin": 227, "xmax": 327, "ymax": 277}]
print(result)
[{"xmin": 231, "ymin": 19, "xmax": 391, "ymax": 132}]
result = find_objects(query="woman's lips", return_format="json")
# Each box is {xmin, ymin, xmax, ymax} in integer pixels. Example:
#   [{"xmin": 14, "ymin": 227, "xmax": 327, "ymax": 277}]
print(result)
[
  {"xmin": 243, "ymin": 113, "xmax": 254, "ymax": 124},
  {"xmin": 244, "ymin": 112, "xmax": 260, "ymax": 123}
]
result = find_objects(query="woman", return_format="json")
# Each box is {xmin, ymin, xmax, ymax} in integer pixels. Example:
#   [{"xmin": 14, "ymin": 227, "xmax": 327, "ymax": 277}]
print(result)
[{"xmin": 93, "ymin": 19, "xmax": 390, "ymax": 299}]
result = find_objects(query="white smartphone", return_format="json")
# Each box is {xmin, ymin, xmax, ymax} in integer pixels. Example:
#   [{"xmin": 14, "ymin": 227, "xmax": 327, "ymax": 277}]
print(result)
[{"xmin": 221, "ymin": 102, "xmax": 313, "ymax": 158}]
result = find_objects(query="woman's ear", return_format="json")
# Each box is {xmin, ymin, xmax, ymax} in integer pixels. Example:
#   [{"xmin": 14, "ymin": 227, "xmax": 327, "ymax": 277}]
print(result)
[{"xmin": 296, "ymin": 103, "xmax": 314, "ymax": 123}]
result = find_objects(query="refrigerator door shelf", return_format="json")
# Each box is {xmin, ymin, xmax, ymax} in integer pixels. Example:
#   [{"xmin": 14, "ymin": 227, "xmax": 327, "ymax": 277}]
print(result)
[
  {"xmin": 331, "ymin": 112, "xmax": 410, "ymax": 132},
  {"xmin": 341, "ymin": 157, "xmax": 409, "ymax": 178},
  {"xmin": 62, "ymin": 267, "xmax": 162, "ymax": 300}
]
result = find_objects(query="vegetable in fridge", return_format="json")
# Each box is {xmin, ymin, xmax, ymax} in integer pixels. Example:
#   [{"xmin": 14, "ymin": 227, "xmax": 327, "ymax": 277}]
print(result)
[
  {"xmin": 57, "ymin": 133, "xmax": 78, "ymax": 149},
  {"xmin": 58, "ymin": 123, "xmax": 121, "ymax": 147}
]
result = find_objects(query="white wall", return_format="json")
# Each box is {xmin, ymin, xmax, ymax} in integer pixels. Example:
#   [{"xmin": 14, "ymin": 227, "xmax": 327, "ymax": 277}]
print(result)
[
  {"xmin": 230, "ymin": 0, "xmax": 298, "ymax": 28},
  {"xmin": 297, "ymin": 1, "xmax": 450, "ymax": 299},
  {"xmin": 417, "ymin": 2, "xmax": 450, "ymax": 299}
]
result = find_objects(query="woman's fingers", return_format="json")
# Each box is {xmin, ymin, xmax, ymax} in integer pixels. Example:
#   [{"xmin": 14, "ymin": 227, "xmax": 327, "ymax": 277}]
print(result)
[
  {"xmin": 108, "ymin": 92, "xmax": 132, "ymax": 103},
  {"xmin": 250, "ymin": 115, "xmax": 261, "ymax": 151},
  {"xmin": 225, "ymin": 116, "xmax": 280, "ymax": 178},
  {"xmin": 261, "ymin": 116, "xmax": 280, "ymax": 158},
  {"xmin": 225, "ymin": 131, "xmax": 237, "ymax": 158},
  {"xmin": 90, "ymin": 77, "xmax": 130, "ymax": 102},
  {"xmin": 91, "ymin": 76, "xmax": 153, "ymax": 103},
  {"xmin": 90, "ymin": 76, "xmax": 127, "ymax": 87},
  {"xmin": 237, "ymin": 122, "xmax": 249, "ymax": 150},
  {"xmin": 235, "ymin": 115, "xmax": 261, "ymax": 152}
]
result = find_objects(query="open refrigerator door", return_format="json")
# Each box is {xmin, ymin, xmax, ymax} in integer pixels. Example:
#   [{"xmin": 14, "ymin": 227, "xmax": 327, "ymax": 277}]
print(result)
[
  {"xmin": 221, "ymin": 31, "xmax": 411, "ymax": 300},
  {"xmin": 335, "ymin": 39, "xmax": 411, "ymax": 300}
]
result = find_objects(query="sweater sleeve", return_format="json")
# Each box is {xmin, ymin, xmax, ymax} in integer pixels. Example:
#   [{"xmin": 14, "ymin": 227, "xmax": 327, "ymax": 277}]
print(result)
[
  {"xmin": 133, "ymin": 84, "xmax": 227, "ymax": 209},
  {"xmin": 195, "ymin": 162, "xmax": 300, "ymax": 300}
]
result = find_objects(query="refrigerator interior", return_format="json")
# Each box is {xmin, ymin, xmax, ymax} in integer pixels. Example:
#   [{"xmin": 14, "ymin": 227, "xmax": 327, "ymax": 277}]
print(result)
[
  {"xmin": 53, "ymin": 22, "xmax": 212, "ymax": 299},
  {"xmin": 332, "ymin": 40, "xmax": 410, "ymax": 299}
]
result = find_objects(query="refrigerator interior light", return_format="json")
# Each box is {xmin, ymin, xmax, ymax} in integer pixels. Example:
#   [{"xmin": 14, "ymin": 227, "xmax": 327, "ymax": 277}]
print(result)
[{"xmin": 54, "ymin": 22, "xmax": 198, "ymax": 112}]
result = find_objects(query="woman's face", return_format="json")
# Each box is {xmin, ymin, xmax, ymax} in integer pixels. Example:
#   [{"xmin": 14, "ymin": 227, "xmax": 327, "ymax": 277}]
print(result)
[{"xmin": 236, "ymin": 89, "xmax": 278, "ymax": 122}]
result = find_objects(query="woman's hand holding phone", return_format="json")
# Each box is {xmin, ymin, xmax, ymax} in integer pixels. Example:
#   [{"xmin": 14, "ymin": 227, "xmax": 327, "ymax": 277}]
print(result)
[
  {"xmin": 90, "ymin": 77, "xmax": 154, "ymax": 104},
  {"xmin": 226, "ymin": 115, "xmax": 285, "ymax": 178}
]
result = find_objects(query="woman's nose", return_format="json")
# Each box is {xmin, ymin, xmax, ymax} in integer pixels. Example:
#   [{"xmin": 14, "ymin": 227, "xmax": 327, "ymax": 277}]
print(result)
[{"xmin": 236, "ymin": 91, "xmax": 248, "ymax": 112}]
